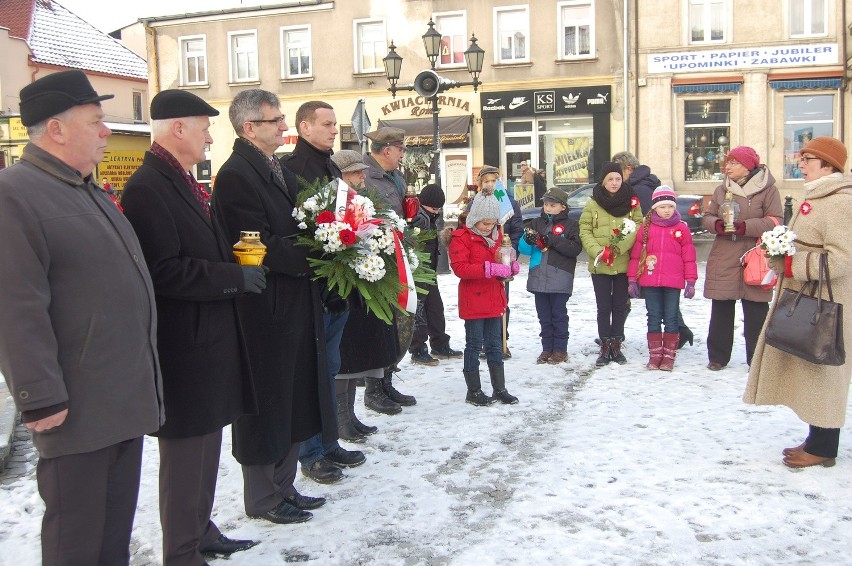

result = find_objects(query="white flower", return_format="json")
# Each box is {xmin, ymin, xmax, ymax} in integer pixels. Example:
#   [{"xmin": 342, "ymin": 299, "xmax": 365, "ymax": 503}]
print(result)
[
  {"xmin": 314, "ymin": 220, "xmax": 353, "ymax": 253},
  {"xmin": 407, "ymin": 248, "xmax": 420, "ymax": 270},
  {"xmin": 303, "ymin": 197, "xmax": 319, "ymax": 212},
  {"xmin": 386, "ymin": 210, "xmax": 406, "ymax": 231},
  {"xmin": 351, "ymin": 254, "xmax": 386, "ymax": 282},
  {"xmin": 298, "ymin": 222, "xmax": 307, "ymax": 230},
  {"xmin": 760, "ymin": 225, "xmax": 797, "ymax": 257},
  {"xmin": 413, "ymin": 227, "xmax": 421, "ymax": 235},
  {"xmin": 621, "ymin": 218, "xmax": 637, "ymax": 235},
  {"xmin": 292, "ymin": 208, "xmax": 306, "ymax": 221}
]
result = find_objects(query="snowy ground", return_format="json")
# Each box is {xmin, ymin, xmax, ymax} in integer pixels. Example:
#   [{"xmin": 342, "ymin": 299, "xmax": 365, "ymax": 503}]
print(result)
[{"xmin": 2, "ymin": 246, "xmax": 852, "ymax": 565}]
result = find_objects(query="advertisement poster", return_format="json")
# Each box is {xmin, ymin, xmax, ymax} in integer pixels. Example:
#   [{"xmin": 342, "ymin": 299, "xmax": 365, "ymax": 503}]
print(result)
[
  {"xmin": 553, "ymin": 136, "xmax": 591, "ymax": 185},
  {"xmin": 443, "ymin": 155, "xmax": 469, "ymax": 206},
  {"xmin": 99, "ymin": 151, "xmax": 146, "ymax": 190},
  {"xmin": 513, "ymin": 183, "xmax": 535, "ymax": 211}
]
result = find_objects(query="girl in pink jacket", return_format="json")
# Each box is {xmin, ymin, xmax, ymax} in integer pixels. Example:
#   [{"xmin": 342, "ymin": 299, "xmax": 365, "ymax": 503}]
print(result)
[{"xmin": 627, "ymin": 186, "xmax": 698, "ymax": 371}]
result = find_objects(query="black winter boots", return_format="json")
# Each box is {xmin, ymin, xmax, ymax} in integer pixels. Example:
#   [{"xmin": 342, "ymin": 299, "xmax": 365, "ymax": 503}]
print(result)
[
  {"xmin": 463, "ymin": 370, "xmax": 494, "ymax": 406},
  {"xmin": 382, "ymin": 370, "xmax": 416, "ymax": 406},
  {"xmin": 364, "ymin": 377, "xmax": 401, "ymax": 415},
  {"xmin": 347, "ymin": 382, "xmax": 377, "ymax": 435},
  {"xmin": 488, "ymin": 363, "xmax": 518, "ymax": 404},
  {"xmin": 336, "ymin": 391, "xmax": 365, "ymax": 443}
]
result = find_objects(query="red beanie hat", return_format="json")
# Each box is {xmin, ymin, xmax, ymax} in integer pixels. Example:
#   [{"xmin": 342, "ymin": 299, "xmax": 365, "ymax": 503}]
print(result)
[{"xmin": 726, "ymin": 146, "xmax": 760, "ymax": 170}]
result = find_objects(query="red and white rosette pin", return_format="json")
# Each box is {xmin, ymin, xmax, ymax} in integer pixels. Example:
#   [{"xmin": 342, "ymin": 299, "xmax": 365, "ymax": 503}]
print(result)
[{"xmin": 552, "ymin": 225, "xmax": 565, "ymax": 236}]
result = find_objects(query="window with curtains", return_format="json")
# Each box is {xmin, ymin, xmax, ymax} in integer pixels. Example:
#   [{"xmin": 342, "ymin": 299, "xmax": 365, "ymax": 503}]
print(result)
[
  {"xmin": 783, "ymin": 94, "xmax": 834, "ymax": 179},
  {"xmin": 558, "ymin": 1, "xmax": 594, "ymax": 59},
  {"xmin": 688, "ymin": 0, "xmax": 726, "ymax": 44},
  {"xmin": 494, "ymin": 6, "xmax": 529, "ymax": 63},
  {"xmin": 281, "ymin": 26, "xmax": 311, "ymax": 78},
  {"xmin": 789, "ymin": 0, "xmax": 827, "ymax": 37},
  {"xmin": 434, "ymin": 11, "xmax": 467, "ymax": 68},
  {"xmin": 354, "ymin": 19, "xmax": 386, "ymax": 73},
  {"xmin": 228, "ymin": 31, "xmax": 259, "ymax": 82},
  {"xmin": 179, "ymin": 35, "xmax": 207, "ymax": 86}
]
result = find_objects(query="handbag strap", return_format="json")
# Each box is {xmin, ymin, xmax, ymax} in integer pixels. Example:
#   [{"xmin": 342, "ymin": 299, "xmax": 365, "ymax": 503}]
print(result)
[{"xmin": 820, "ymin": 253, "xmax": 834, "ymax": 303}]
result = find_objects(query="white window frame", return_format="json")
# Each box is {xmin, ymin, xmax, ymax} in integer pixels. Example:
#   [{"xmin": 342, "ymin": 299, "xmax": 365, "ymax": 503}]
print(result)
[
  {"xmin": 493, "ymin": 5, "xmax": 530, "ymax": 64},
  {"xmin": 685, "ymin": 0, "xmax": 729, "ymax": 45},
  {"xmin": 433, "ymin": 10, "xmax": 468, "ymax": 70},
  {"xmin": 557, "ymin": 1, "xmax": 595, "ymax": 60},
  {"xmin": 280, "ymin": 25, "xmax": 312, "ymax": 79},
  {"xmin": 788, "ymin": 0, "xmax": 828, "ymax": 38},
  {"xmin": 179, "ymin": 34, "xmax": 208, "ymax": 87},
  {"xmin": 228, "ymin": 30, "xmax": 259, "ymax": 83},
  {"xmin": 353, "ymin": 19, "xmax": 387, "ymax": 73}
]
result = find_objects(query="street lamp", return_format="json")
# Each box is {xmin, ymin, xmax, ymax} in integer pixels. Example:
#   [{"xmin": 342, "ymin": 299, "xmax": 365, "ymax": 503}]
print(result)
[{"xmin": 382, "ymin": 19, "xmax": 485, "ymax": 188}]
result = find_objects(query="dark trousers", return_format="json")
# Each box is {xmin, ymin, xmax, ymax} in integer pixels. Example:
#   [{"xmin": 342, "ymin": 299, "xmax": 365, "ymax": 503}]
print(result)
[
  {"xmin": 644, "ymin": 287, "xmax": 681, "ymax": 334},
  {"xmin": 463, "ymin": 317, "xmax": 503, "ymax": 372},
  {"xmin": 409, "ymin": 282, "xmax": 451, "ymax": 352},
  {"xmin": 533, "ymin": 292, "xmax": 570, "ymax": 352},
  {"xmin": 37, "ymin": 437, "xmax": 144, "ymax": 566},
  {"xmin": 242, "ymin": 443, "xmax": 300, "ymax": 515},
  {"xmin": 159, "ymin": 430, "xmax": 223, "ymax": 566},
  {"xmin": 591, "ymin": 273, "xmax": 629, "ymax": 339},
  {"xmin": 707, "ymin": 299, "xmax": 769, "ymax": 366},
  {"xmin": 806, "ymin": 425, "xmax": 841, "ymax": 458}
]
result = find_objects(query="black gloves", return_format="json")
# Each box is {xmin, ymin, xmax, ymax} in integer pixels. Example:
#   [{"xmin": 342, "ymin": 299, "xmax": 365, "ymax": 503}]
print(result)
[
  {"xmin": 523, "ymin": 229, "xmax": 539, "ymax": 245},
  {"xmin": 241, "ymin": 265, "xmax": 267, "ymax": 294},
  {"xmin": 540, "ymin": 233, "xmax": 551, "ymax": 248}
]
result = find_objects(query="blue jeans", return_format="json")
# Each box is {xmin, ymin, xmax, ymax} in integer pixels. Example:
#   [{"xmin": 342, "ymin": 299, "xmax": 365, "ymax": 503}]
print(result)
[
  {"xmin": 299, "ymin": 309, "xmax": 350, "ymax": 467},
  {"xmin": 533, "ymin": 292, "xmax": 570, "ymax": 351},
  {"xmin": 643, "ymin": 287, "xmax": 680, "ymax": 333},
  {"xmin": 463, "ymin": 317, "xmax": 503, "ymax": 372}
]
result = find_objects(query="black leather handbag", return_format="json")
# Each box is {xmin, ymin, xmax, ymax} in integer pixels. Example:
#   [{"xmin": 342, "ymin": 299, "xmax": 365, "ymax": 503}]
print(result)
[{"xmin": 765, "ymin": 254, "xmax": 845, "ymax": 366}]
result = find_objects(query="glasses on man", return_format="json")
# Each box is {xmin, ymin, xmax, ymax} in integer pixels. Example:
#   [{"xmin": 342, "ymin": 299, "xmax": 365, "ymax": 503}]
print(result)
[
  {"xmin": 251, "ymin": 116, "xmax": 286, "ymax": 125},
  {"xmin": 799, "ymin": 156, "xmax": 819, "ymax": 164}
]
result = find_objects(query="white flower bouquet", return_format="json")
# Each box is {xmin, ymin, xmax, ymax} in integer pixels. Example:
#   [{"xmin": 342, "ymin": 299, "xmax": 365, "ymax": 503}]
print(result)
[
  {"xmin": 292, "ymin": 179, "xmax": 435, "ymax": 323},
  {"xmin": 760, "ymin": 224, "xmax": 797, "ymax": 259}
]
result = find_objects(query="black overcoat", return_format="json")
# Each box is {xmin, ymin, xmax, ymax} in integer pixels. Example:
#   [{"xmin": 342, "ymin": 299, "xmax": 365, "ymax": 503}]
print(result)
[
  {"xmin": 211, "ymin": 140, "xmax": 336, "ymax": 466},
  {"xmin": 121, "ymin": 152, "xmax": 255, "ymax": 439}
]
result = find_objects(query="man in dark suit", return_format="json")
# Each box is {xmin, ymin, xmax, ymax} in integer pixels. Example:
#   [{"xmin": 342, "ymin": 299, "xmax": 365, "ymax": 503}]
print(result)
[
  {"xmin": 211, "ymin": 89, "xmax": 337, "ymax": 525},
  {"xmin": 121, "ymin": 90, "xmax": 262, "ymax": 565}
]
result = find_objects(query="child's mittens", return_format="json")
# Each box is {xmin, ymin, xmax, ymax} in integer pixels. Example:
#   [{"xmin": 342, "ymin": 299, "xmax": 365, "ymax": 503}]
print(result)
[
  {"xmin": 628, "ymin": 281, "xmax": 641, "ymax": 298},
  {"xmin": 523, "ymin": 228, "xmax": 539, "ymax": 245},
  {"xmin": 511, "ymin": 260, "xmax": 520, "ymax": 275},
  {"xmin": 484, "ymin": 261, "xmax": 512, "ymax": 279},
  {"xmin": 684, "ymin": 281, "xmax": 696, "ymax": 299}
]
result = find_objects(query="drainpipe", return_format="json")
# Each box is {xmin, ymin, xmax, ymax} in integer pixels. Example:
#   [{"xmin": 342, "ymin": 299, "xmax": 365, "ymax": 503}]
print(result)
[
  {"xmin": 143, "ymin": 21, "xmax": 160, "ymax": 94},
  {"xmin": 623, "ymin": 0, "xmax": 630, "ymax": 150}
]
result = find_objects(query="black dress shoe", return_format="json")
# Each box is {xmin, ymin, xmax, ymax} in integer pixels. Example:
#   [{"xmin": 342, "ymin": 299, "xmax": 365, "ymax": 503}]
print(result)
[
  {"xmin": 248, "ymin": 500, "xmax": 312, "ymax": 524},
  {"xmin": 283, "ymin": 491, "xmax": 326, "ymax": 510},
  {"xmin": 200, "ymin": 534, "xmax": 259, "ymax": 556},
  {"xmin": 324, "ymin": 445, "xmax": 366, "ymax": 468},
  {"xmin": 301, "ymin": 458, "xmax": 344, "ymax": 483}
]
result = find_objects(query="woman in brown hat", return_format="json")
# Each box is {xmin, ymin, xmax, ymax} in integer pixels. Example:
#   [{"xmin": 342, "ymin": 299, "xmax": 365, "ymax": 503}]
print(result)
[{"xmin": 745, "ymin": 136, "xmax": 852, "ymax": 468}]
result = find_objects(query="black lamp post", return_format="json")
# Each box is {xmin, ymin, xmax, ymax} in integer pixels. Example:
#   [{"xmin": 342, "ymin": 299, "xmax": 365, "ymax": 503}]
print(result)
[{"xmin": 382, "ymin": 19, "xmax": 485, "ymax": 188}]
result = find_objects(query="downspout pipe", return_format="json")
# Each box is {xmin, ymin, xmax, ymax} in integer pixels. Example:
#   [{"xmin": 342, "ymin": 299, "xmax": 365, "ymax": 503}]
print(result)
[{"xmin": 142, "ymin": 20, "xmax": 160, "ymax": 95}]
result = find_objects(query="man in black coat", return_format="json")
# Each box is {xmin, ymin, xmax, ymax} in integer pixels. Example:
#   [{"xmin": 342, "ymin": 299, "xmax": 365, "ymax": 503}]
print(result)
[
  {"xmin": 282, "ymin": 100, "xmax": 367, "ymax": 483},
  {"xmin": 211, "ymin": 89, "xmax": 337, "ymax": 525},
  {"xmin": 121, "ymin": 90, "xmax": 262, "ymax": 564}
]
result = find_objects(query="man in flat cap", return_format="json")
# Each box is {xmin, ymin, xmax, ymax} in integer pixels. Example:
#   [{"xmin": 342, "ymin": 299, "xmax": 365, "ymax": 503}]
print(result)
[
  {"xmin": 121, "ymin": 89, "xmax": 262, "ymax": 564},
  {"xmin": 211, "ymin": 89, "xmax": 335, "ymax": 525},
  {"xmin": 361, "ymin": 126, "xmax": 417, "ymax": 413},
  {"xmin": 282, "ymin": 101, "xmax": 367, "ymax": 485},
  {"xmin": 0, "ymin": 70, "xmax": 163, "ymax": 565}
]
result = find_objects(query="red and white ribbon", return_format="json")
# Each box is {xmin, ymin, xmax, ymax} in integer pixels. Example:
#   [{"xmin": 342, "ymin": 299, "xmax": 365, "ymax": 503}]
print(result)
[{"xmin": 393, "ymin": 230, "xmax": 417, "ymax": 313}]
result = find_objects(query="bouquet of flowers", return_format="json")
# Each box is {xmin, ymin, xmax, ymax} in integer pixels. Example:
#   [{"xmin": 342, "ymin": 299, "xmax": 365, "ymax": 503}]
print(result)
[
  {"xmin": 595, "ymin": 218, "xmax": 637, "ymax": 267},
  {"xmin": 757, "ymin": 224, "xmax": 797, "ymax": 286},
  {"xmin": 292, "ymin": 179, "xmax": 435, "ymax": 324}
]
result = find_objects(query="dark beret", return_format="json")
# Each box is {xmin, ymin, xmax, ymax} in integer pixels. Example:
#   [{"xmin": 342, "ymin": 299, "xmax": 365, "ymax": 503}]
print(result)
[
  {"xmin": 150, "ymin": 89, "xmax": 219, "ymax": 120},
  {"xmin": 19, "ymin": 70, "xmax": 114, "ymax": 126}
]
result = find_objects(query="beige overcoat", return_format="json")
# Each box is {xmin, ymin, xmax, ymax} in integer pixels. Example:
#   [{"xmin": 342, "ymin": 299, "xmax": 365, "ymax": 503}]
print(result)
[{"xmin": 745, "ymin": 173, "xmax": 852, "ymax": 428}]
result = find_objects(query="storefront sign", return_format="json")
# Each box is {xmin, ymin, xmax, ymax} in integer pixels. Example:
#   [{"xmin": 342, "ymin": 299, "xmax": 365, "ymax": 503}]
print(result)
[
  {"xmin": 99, "ymin": 151, "xmax": 145, "ymax": 190},
  {"xmin": 648, "ymin": 43, "xmax": 838, "ymax": 74},
  {"xmin": 0, "ymin": 117, "xmax": 28, "ymax": 142},
  {"xmin": 481, "ymin": 86, "xmax": 611, "ymax": 117},
  {"xmin": 380, "ymin": 95, "xmax": 471, "ymax": 117}
]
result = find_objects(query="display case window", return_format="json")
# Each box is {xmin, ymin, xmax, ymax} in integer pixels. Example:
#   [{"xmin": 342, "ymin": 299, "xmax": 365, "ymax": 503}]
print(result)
[
  {"xmin": 683, "ymin": 99, "xmax": 730, "ymax": 181},
  {"xmin": 783, "ymin": 94, "xmax": 834, "ymax": 179},
  {"xmin": 539, "ymin": 116, "xmax": 593, "ymax": 192}
]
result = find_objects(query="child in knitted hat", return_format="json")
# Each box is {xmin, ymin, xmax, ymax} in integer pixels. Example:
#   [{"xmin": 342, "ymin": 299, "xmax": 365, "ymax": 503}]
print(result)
[
  {"xmin": 448, "ymin": 193, "xmax": 520, "ymax": 406},
  {"xmin": 626, "ymin": 186, "xmax": 698, "ymax": 371},
  {"xmin": 408, "ymin": 184, "xmax": 463, "ymax": 366}
]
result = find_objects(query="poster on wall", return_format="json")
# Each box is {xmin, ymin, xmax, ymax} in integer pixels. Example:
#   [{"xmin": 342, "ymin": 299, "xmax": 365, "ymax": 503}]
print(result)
[
  {"xmin": 553, "ymin": 137, "xmax": 591, "ymax": 185},
  {"xmin": 443, "ymin": 155, "xmax": 469, "ymax": 207},
  {"xmin": 99, "ymin": 151, "xmax": 146, "ymax": 190},
  {"xmin": 513, "ymin": 183, "xmax": 535, "ymax": 211}
]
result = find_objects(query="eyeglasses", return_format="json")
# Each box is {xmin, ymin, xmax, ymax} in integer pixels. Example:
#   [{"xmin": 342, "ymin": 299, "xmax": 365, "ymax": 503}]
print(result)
[
  {"xmin": 251, "ymin": 116, "xmax": 286, "ymax": 125},
  {"xmin": 799, "ymin": 156, "xmax": 819, "ymax": 164}
]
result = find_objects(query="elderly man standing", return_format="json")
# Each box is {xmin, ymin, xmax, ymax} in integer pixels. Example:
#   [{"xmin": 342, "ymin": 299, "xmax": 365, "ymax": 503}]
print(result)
[
  {"xmin": 282, "ymin": 101, "xmax": 366, "ymax": 484},
  {"xmin": 212, "ymin": 89, "xmax": 336, "ymax": 524},
  {"xmin": 361, "ymin": 126, "xmax": 417, "ymax": 413},
  {"xmin": 121, "ymin": 90, "xmax": 261, "ymax": 565},
  {"xmin": 0, "ymin": 70, "xmax": 163, "ymax": 565}
]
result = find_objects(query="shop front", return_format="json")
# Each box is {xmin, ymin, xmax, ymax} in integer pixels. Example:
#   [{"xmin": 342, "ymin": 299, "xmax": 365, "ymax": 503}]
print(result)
[{"xmin": 480, "ymin": 86, "xmax": 612, "ymax": 197}]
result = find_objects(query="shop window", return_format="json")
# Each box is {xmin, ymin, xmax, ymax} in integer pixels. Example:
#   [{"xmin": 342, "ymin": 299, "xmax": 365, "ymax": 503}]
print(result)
[
  {"xmin": 688, "ymin": 0, "xmax": 726, "ymax": 44},
  {"xmin": 783, "ymin": 94, "xmax": 834, "ymax": 179},
  {"xmin": 354, "ymin": 19, "xmax": 386, "ymax": 73},
  {"xmin": 434, "ymin": 11, "xmax": 467, "ymax": 68},
  {"xmin": 789, "ymin": 0, "xmax": 826, "ymax": 37},
  {"xmin": 539, "ymin": 116, "xmax": 593, "ymax": 191},
  {"xmin": 281, "ymin": 26, "xmax": 311, "ymax": 78},
  {"xmin": 494, "ymin": 6, "xmax": 529, "ymax": 63},
  {"xmin": 228, "ymin": 31, "xmax": 259, "ymax": 83},
  {"xmin": 558, "ymin": 1, "xmax": 594, "ymax": 59},
  {"xmin": 179, "ymin": 35, "xmax": 207, "ymax": 86},
  {"xmin": 683, "ymin": 99, "xmax": 730, "ymax": 181}
]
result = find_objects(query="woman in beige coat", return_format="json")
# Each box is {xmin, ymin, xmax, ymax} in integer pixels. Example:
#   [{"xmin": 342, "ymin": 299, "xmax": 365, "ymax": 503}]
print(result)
[
  {"xmin": 701, "ymin": 147, "xmax": 783, "ymax": 370},
  {"xmin": 745, "ymin": 136, "xmax": 852, "ymax": 468}
]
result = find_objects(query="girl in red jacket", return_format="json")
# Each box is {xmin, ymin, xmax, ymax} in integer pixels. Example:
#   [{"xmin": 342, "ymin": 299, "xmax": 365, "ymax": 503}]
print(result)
[
  {"xmin": 627, "ymin": 186, "xmax": 698, "ymax": 371},
  {"xmin": 449, "ymin": 193, "xmax": 520, "ymax": 406}
]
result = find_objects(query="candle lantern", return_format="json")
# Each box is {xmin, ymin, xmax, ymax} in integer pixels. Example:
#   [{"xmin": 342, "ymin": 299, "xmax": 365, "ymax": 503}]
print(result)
[
  {"xmin": 403, "ymin": 185, "xmax": 420, "ymax": 222},
  {"xmin": 719, "ymin": 190, "xmax": 740, "ymax": 233},
  {"xmin": 233, "ymin": 231, "xmax": 267, "ymax": 266},
  {"xmin": 496, "ymin": 233, "xmax": 517, "ymax": 281}
]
